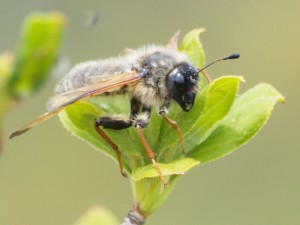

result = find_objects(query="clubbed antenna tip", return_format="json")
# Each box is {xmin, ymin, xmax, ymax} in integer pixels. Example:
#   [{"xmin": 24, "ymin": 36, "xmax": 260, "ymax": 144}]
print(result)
[
  {"xmin": 223, "ymin": 53, "xmax": 240, "ymax": 60},
  {"xmin": 198, "ymin": 53, "xmax": 240, "ymax": 73}
]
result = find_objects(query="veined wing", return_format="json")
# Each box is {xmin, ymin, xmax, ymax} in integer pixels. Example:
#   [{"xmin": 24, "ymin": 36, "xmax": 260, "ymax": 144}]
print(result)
[
  {"xmin": 47, "ymin": 71, "xmax": 139, "ymax": 111},
  {"xmin": 9, "ymin": 108, "xmax": 65, "ymax": 139},
  {"xmin": 10, "ymin": 71, "xmax": 141, "ymax": 139},
  {"xmin": 86, "ymin": 71, "xmax": 135, "ymax": 84}
]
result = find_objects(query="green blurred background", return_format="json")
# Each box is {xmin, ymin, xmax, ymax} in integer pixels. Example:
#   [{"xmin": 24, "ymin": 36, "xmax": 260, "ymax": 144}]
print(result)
[{"xmin": 0, "ymin": 0, "xmax": 299, "ymax": 224}]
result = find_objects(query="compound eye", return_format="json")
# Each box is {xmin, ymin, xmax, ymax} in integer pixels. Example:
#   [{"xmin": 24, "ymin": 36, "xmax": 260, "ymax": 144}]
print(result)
[{"xmin": 174, "ymin": 73, "xmax": 185, "ymax": 85}]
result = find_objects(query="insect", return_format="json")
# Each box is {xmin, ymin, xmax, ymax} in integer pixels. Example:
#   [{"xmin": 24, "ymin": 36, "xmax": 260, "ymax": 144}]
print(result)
[{"xmin": 10, "ymin": 32, "xmax": 239, "ymax": 186}]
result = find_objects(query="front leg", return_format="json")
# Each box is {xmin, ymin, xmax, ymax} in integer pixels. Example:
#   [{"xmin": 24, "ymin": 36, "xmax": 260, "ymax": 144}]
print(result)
[{"xmin": 159, "ymin": 100, "xmax": 186, "ymax": 154}]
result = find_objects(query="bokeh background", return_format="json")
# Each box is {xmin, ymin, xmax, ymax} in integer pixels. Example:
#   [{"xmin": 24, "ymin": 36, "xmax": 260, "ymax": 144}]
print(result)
[{"xmin": 0, "ymin": 0, "xmax": 299, "ymax": 225}]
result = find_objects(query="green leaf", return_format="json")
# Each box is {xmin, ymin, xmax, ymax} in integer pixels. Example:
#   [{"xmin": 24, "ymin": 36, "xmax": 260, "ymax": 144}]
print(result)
[
  {"xmin": 188, "ymin": 83, "xmax": 284, "ymax": 162},
  {"xmin": 6, "ymin": 12, "xmax": 65, "ymax": 97},
  {"xmin": 131, "ymin": 158, "xmax": 200, "ymax": 181},
  {"xmin": 58, "ymin": 99, "xmax": 130, "ymax": 172},
  {"xmin": 178, "ymin": 28, "xmax": 208, "ymax": 95},
  {"xmin": 58, "ymin": 96, "xmax": 149, "ymax": 173},
  {"xmin": 0, "ymin": 12, "xmax": 65, "ymax": 151},
  {"xmin": 0, "ymin": 53, "xmax": 14, "ymax": 116},
  {"xmin": 179, "ymin": 28, "xmax": 206, "ymax": 68},
  {"xmin": 0, "ymin": 52, "xmax": 13, "ymax": 90},
  {"xmin": 0, "ymin": 52, "xmax": 14, "ymax": 152},
  {"xmin": 73, "ymin": 206, "xmax": 119, "ymax": 225},
  {"xmin": 55, "ymin": 28, "xmax": 284, "ymax": 217}
]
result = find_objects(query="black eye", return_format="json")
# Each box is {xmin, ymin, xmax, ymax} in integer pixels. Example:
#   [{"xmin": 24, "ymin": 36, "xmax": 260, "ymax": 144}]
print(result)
[
  {"xmin": 174, "ymin": 73, "xmax": 185, "ymax": 85},
  {"xmin": 187, "ymin": 66, "xmax": 198, "ymax": 75}
]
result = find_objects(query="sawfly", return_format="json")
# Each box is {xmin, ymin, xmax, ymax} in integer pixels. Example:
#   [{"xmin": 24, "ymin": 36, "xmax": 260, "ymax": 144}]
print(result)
[{"xmin": 10, "ymin": 32, "xmax": 239, "ymax": 186}]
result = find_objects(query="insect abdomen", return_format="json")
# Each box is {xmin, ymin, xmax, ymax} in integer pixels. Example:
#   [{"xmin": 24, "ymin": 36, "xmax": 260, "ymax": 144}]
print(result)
[{"xmin": 55, "ymin": 59, "xmax": 133, "ymax": 94}]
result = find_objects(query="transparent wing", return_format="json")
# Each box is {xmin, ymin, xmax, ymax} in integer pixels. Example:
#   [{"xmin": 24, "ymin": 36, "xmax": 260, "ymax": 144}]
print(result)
[
  {"xmin": 9, "ymin": 109, "xmax": 64, "ymax": 139},
  {"xmin": 10, "ymin": 71, "xmax": 141, "ymax": 139},
  {"xmin": 86, "ymin": 72, "xmax": 132, "ymax": 85},
  {"xmin": 47, "ymin": 71, "xmax": 139, "ymax": 111}
]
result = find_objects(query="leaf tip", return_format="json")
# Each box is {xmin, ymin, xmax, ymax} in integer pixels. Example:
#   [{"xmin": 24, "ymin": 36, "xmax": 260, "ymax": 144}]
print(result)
[
  {"xmin": 239, "ymin": 76, "xmax": 246, "ymax": 82},
  {"xmin": 275, "ymin": 90, "xmax": 285, "ymax": 103},
  {"xmin": 278, "ymin": 96, "xmax": 285, "ymax": 103},
  {"xmin": 49, "ymin": 11, "xmax": 68, "ymax": 25},
  {"xmin": 259, "ymin": 83, "xmax": 285, "ymax": 104},
  {"xmin": 194, "ymin": 28, "xmax": 206, "ymax": 34}
]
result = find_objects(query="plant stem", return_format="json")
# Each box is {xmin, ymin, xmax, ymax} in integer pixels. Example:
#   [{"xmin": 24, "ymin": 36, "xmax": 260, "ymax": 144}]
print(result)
[{"xmin": 120, "ymin": 208, "xmax": 146, "ymax": 225}]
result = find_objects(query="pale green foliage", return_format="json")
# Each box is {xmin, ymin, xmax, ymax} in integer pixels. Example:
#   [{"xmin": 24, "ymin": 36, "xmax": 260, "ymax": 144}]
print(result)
[
  {"xmin": 132, "ymin": 158, "xmax": 199, "ymax": 181},
  {"xmin": 6, "ymin": 12, "xmax": 65, "ymax": 97},
  {"xmin": 188, "ymin": 83, "xmax": 284, "ymax": 162},
  {"xmin": 58, "ymin": 29, "xmax": 283, "ymax": 215},
  {"xmin": 73, "ymin": 206, "xmax": 118, "ymax": 225},
  {"xmin": 178, "ymin": 28, "xmax": 205, "ymax": 68},
  {"xmin": 0, "ymin": 12, "xmax": 65, "ymax": 150}
]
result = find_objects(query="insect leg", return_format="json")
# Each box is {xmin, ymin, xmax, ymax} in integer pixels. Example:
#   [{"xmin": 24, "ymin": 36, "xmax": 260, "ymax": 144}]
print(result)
[
  {"xmin": 131, "ymin": 99, "xmax": 166, "ymax": 186},
  {"xmin": 135, "ymin": 121, "xmax": 167, "ymax": 187},
  {"xmin": 130, "ymin": 97, "xmax": 152, "ymax": 128},
  {"xmin": 159, "ymin": 102, "xmax": 185, "ymax": 154},
  {"xmin": 95, "ymin": 98, "xmax": 140, "ymax": 130},
  {"xmin": 92, "ymin": 97, "xmax": 143, "ymax": 178},
  {"xmin": 95, "ymin": 116, "xmax": 132, "ymax": 130},
  {"xmin": 130, "ymin": 97, "xmax": 141, "ymax": 120},
  {"xmin": 94, "ymin": 121, "xmax": 127, "ymax": 177}
]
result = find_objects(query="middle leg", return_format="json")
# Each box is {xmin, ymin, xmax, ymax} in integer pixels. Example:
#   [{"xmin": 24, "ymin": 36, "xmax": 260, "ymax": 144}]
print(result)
[
  {"xmin": 134, "ymin": 104, "xmax": 167, "ymax": 187},
  {"xmin": 159, "ymin": 101, "xmax": 185, "ymax": 154}
]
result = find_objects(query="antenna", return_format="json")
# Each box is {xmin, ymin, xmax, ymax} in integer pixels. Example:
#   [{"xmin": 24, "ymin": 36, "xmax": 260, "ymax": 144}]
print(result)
[{"xmin": 198, "ymin": 53, "xmax": 240, "ymax": 73}]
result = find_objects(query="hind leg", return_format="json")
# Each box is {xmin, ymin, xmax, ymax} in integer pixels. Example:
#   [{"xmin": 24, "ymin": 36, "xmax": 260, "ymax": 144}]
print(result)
[
  {"xmin": 93, "ymin": 97, "xmax": 140, "ymax": 177},
  {"xmin": 94, "ymin": 118, "xmax": 132, "ymax": 177}
]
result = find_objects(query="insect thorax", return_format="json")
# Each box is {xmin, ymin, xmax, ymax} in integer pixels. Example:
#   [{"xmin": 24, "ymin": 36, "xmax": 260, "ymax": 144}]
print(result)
[{"xmin": 133, "ymin": 51, "xmax": 183, "ymax": 106}]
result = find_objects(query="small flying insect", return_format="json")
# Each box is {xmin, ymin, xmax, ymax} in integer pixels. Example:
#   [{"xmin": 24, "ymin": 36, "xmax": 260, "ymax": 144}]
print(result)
[
  {"xmin": 10, "ymin": 32, "xmax": 239, "ymax": 186},
  {"xmin": 85, "ymin": 11, "xmax": 101, "ymax": 31}
]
